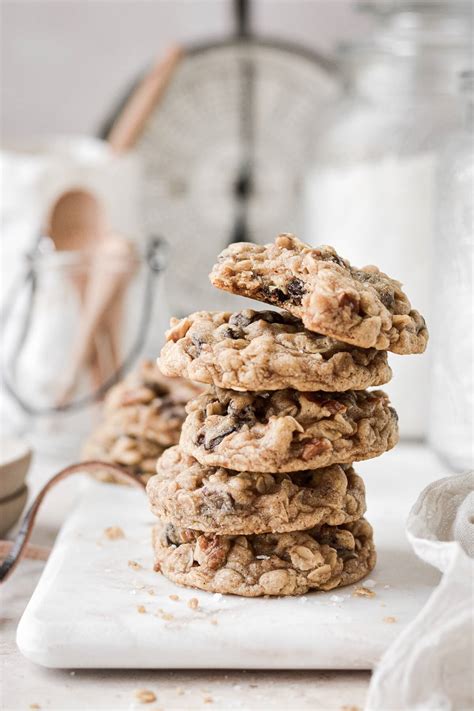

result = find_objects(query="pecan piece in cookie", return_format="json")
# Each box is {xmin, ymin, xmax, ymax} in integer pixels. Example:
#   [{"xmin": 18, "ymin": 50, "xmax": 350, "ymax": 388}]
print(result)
[
  {"xmin": 210, "ymin": 233, "xmax": 428, "ymax": 354},
  {"xmin": 147, "ymin": 446, "xmax": 366, "ymax": 535},
  {"xmin": 180, "ymin": 387, "xmax": 398, "ymax": 472},
  {"xmin": 159, "ymin": 309, "xmax": 392, "ymax": 392},
  {"xmin": 152, "ymin": 518, "xmax": 376, "ymax": 597}
]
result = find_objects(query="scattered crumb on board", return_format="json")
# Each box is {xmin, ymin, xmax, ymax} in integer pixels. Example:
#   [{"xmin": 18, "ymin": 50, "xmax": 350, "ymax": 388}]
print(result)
[
  {"xmin": 103, "ymin": 526, "xmax": 125, "ymax": 540},
  {"xmin": 136, "ymin": 605, "xmax": 146, "ymax": 614},
  {"xmin": 135, "ymin": 689, "xmax": 156, "ymax": 703},
  {"xmin": 383, "ymin": 616, "xmax": 397, "ymax": 624},
  {"xmin": 188, "ymin": 597, "xmax": 199, "ymax": 610},
  {"xmin": 154, "ymin": 609, "xmax": 174, "ymax": 621},
  {"xmin": 352, "ymin": 586, "xmax": 376, "ymax": 598},
  {"xmin": 128, "ymin": 560, "xmax": 142, "ymax": 570}
]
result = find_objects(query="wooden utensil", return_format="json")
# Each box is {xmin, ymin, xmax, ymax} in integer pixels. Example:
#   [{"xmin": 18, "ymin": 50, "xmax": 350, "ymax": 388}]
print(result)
[
  {"xmin": 56, "ymin": 236, "xmax": 137, "ymax": 407},
  {"xmin": 54, "ymin": 46, "xmax": 183, "ymax": 406},
  {"xmin": 48, "ymin": 190, "xmax": 113, "ymax": 392},
  {"xmin": 107, "ymin": 46, "xmax": 183, "ymax": 153}
]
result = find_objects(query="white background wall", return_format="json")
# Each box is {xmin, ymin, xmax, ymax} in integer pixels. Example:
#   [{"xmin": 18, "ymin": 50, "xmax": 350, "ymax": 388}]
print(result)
[{"xmin": 1, "ymin": 0, "xmax": 372, "ymax": 139}]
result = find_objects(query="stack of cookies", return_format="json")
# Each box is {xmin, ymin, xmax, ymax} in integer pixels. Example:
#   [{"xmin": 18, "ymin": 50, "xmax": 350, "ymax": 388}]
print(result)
[
  {"xmin": 83, "ymin": 360, "xmax": 201, "ymax": 483},
  {"xmin": 147, "ymin": 234, "xmax": 428, "ymax": 597}
]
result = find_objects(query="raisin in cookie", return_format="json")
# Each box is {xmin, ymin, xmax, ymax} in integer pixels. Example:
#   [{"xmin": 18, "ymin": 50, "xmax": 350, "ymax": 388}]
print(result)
[
  {"xmin": 152, "ymin": 518, "xmax": 375, "ymax": 596},
  {"xmin": 210, "ymin": 233, "xmax": 428, "ymax": 354},
  {"xmin": 159, "ymin": 309, "xmax": 392, "ymax": 392},
  {"xmin": 147, "ymin": 446, "xmax": 366, "ymax": 535},
  {"xmin": 180, "ymin": 387, "xmax": 398, "ymax": 472}
]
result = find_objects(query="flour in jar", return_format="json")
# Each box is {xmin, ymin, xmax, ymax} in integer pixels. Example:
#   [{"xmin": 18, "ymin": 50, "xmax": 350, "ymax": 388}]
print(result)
[{"xmin": 304, "ymin": 153, "xmax": 436, "ymax": 438}]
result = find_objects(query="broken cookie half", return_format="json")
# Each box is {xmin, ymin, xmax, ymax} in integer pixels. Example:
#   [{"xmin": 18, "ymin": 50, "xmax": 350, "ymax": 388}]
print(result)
[{"xmin": 210, "ymin": 233, "xmax": 428, "ymax": 354}]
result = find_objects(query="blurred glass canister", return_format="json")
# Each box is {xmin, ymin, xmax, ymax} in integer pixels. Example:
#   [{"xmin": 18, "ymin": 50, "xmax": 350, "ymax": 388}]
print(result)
[
  {"xmin": 429, "ymin": 71, "xmax": 474, "ymax": 471},
  {"xmin": 304, "ymin": 0, "xmax": 472, "ymax": 439},
  {"xmin": 0, "ymin": 137, "xmax": 168, "ymax": 456}
]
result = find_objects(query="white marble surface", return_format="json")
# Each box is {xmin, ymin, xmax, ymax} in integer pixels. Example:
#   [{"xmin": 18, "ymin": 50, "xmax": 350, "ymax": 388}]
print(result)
[
  {"xmin": 17, "ymin": 475, "xmax": 440, "ymax": 669},
  {"xmin": 1, "ymin": 444, "xmax": 449, "ymax": 709}
]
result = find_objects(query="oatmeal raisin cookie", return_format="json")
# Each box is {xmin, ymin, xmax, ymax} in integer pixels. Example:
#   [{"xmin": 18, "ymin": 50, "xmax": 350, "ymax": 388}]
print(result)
[
  {"xmin": 159, "ymin": 309, "xmax": 391, "ymax": 391},
  {"xmin": 147, "ymin": 446, "xmax": 366, "ymax": 534},
  {"xmin": 180, "ymin": 387, "xmax": 398, "ymax": 472},
  {"xmin": 152, "ymin": 518, "xmax": 376, "ymax": 596},
  {"xmin": 210, "ymin": 233, "xmax": 428, "ymax": 354}
]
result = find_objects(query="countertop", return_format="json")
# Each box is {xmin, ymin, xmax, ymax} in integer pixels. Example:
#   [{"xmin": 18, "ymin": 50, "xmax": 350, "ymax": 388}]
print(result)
[{"xmin": 1, "ymin": 444, "xmax": 448, "ymax": 711}]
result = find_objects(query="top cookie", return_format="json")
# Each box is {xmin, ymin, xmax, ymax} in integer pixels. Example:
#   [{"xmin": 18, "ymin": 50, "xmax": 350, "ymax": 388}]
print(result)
[
  {"xmin": 159, "ymin": 309, "xmax": 392, "ymax": 392},
  {"xmin": 210, "ymin": 233, "xmax": 428, "ymax": 354}
]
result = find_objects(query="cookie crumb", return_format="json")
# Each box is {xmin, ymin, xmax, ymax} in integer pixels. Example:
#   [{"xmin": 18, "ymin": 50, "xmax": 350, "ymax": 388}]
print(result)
[
  {"xmin": 147, "ymin": 587, "xmax": 156, "ymax": 596},
  {"xmin": 104, "ymin": 526, "xmax": 124, "ymax": 540},
  {"xmin": 210, "ymin": 618, "xmax": 219, "ymax": 625},
  {"xmin": 128, "ymin": 560, "xmax": 142, "ymax": 570},
  {"xmin": 29, "ymin": 705, "xmax": 41, "ymax": 710},
  {"xmin": 169, "ymin": 594, "xmax": 180, "ymax": 601},
  {"xmin": 188, "ymin": 597, "xmax": 199, "ymax": 610},
  {"xmin": 383, "ymin": 616, "xmax": 397, "ymax": 624},
  {"xmin": 161, "ymin": 612, "xmax": 174, "ymax": 621},
  {"xmin": 176, "ymin": 687, "xmax": 184, "ymax": 696},
  {"xmin": 341, "ymin": 706, "xmax": 361, "ymax": 711},
  {"xmin": 203, "ymin": 696, "xmax": 213, "ymax": 704},
  {"xmin": 135, "ymin": 689, "xmax": 156, "ymax": 703},
  {"xmin": 137, "ymin": 605, "xmax": 147, "ymax": 614},
  {"xmin": 353, "ymin": 586, "xmax": 376, "ymax": 598}
]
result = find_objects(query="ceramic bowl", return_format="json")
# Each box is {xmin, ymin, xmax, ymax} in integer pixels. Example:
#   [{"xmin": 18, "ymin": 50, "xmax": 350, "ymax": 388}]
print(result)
[
  {"xmin": 0, "ymin": 436, "xmax": 32, "ymax": 500},
  {"xmin": 0, "ymin": 484, "xmax": 28, "ymax": 536}
]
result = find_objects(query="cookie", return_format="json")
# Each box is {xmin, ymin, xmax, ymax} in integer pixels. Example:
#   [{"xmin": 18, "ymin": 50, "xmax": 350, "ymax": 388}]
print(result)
[
  {"xmin": 102, "ymin": 360, "xmax": 202, "ymax": 447},
  {"xmin": 152, "ymin": 518, "xmax": 376, "ymax": 596},
  {"xmin": 210, "ymin": 233, "xmax": 428, "ymax": 354},
  {"xmin": 83, "ymin": 429, "xmax": 165, "ymax": 483},
  {"xmin": 147, "ymin": 446, "xmax": 366, "ymax": 535},
  {"xmin": 83, "ymin": 360, "xmax": 202, "ymax": 483},
  {"xmin": 180, "ymin": 387, "xmax": 398, "ymax": 472},
  {"xmin": 159, "ymin": 309, "xmax": 392, "ymax": 392}
]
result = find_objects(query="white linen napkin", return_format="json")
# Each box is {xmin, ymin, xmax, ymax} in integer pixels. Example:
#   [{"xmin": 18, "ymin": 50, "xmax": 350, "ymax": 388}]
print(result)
[{"xmin": 366, "ymin": 471, "xmax": 474, "ymax": 711}]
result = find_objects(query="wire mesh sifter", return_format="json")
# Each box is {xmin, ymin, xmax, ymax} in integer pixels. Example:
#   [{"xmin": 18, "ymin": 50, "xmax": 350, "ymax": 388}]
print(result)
[{"xmin": 102, "ymin": 1, "xmax": 339, "ymax": 316}]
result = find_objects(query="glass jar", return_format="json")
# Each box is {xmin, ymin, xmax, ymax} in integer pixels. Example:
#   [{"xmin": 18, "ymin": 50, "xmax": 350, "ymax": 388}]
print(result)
[
  {"xmin": 429, "ymin": 71, "xmax": 474, "ymax": 471},
  {"xmin": 304, "ymin": 0, "xmax": 472, "ymax": 439},
  {"xmin": 0, "ymin": 236, "xmax": 166, "ymax": 457}
]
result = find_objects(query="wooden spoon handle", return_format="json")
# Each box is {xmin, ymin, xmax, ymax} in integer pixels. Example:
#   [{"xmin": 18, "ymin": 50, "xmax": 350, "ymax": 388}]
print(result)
[{"xmin": 108, "ymin": 46, "xmax": 183, "ymax": 153}]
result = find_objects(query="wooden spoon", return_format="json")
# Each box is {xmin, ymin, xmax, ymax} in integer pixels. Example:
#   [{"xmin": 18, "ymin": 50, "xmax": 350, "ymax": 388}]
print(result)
[
  {"xmin": 48, "ymin": 190, "xmax": 109, "ymax": 391},
  {"xmin": 56, "ymin": 235, "xmax": 138, "ymax": 407}
]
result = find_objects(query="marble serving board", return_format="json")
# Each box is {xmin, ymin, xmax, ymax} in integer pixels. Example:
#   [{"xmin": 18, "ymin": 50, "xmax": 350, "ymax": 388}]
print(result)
[{"xmin": 17, "ymin": 445, "xmax": 445, "ymax": 669}]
